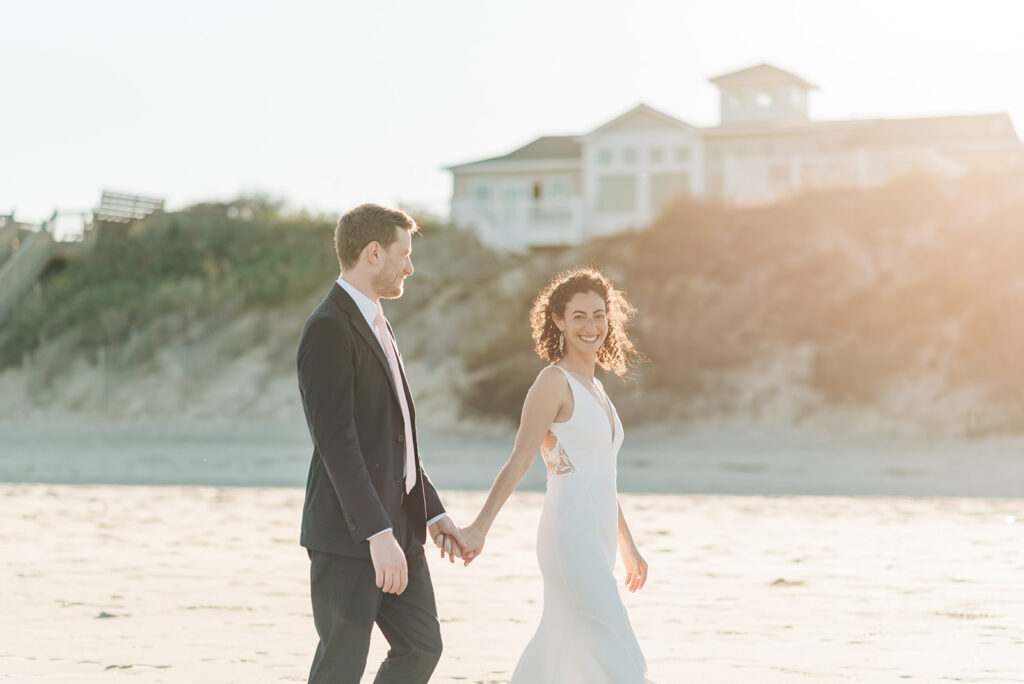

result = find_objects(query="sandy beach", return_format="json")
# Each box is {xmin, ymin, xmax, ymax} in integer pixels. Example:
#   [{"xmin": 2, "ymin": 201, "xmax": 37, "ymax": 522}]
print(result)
[
  {"xmin": 4, "ymin": 4, "xmax": 1024, "ymax": 681},
  {"xmin": 2, "ymin": 482, "xmax": 1023, "ymax": 683}
]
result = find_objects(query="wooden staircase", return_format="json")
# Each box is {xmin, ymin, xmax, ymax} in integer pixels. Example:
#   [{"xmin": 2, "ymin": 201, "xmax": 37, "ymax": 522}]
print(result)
[
  {"xmin": 0, "ymin": 191, "xmax": 164, "ymax": 324},
  {"xmin": 0, "ymin": 213, "xmax": 90, "ymax": 322}
]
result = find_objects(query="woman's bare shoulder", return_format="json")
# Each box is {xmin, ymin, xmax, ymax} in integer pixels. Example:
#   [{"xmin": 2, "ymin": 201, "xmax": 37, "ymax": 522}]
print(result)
[
  {"xmin": 534, "ymin": 364, "xmax": 570, "ymax": 389},
  {"xmin": 529, "ymin": 365, "xmax": 573, "ymax": 421}
]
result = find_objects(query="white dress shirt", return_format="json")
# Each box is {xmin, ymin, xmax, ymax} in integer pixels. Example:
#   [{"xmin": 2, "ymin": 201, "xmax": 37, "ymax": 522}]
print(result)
[{"xmin": 336, "ymin": 276, "xmax": 447, "ymax": 539}]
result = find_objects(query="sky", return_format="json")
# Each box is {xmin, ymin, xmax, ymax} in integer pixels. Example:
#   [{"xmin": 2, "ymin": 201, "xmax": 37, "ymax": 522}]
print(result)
[{"xmin": 3, "ymin": 0, "xmax": 1024, "ymax": 224}]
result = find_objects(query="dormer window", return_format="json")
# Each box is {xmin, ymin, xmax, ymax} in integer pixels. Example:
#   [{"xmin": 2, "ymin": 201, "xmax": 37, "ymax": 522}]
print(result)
[{"xmin": 756, "ymin": 92, "xmax": 773, "ymax": 108}]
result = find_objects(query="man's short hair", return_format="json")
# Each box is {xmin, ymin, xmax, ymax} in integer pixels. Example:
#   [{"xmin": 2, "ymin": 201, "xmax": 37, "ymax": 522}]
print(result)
[{"xmin": 335, "ymin": 204, "xmax": 418, "ymax": 271}]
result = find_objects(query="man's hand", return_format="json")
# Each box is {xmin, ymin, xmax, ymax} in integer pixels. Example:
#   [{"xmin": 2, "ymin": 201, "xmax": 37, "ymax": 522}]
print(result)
[
  {"xmin": 369, "ymin": 531, "xmax": 408, "ymax": 594},
  {"xmin": 429, "ymin": 516, "xmax": 468, "ymax": 564}
]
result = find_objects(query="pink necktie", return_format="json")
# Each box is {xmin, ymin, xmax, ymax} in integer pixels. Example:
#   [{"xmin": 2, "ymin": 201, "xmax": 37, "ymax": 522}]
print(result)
[{"xmin": 374, "ymin": 306, "xmax": 416, "ymax": 494}]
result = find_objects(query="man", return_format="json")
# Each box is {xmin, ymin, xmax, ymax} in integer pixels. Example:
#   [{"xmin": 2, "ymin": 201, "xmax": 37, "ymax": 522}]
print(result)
[{"xmin": 296, "ymin": 203, "xmax": 467, "ymax": 683}]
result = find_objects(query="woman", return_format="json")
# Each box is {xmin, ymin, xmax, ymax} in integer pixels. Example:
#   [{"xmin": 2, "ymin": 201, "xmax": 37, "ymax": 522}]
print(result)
[{"xmin": 442, "ymin": 266, "xmax": 653, "ymax": 683}]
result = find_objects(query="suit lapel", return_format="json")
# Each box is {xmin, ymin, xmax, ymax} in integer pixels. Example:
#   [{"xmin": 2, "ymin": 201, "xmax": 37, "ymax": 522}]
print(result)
[{"xmin": 328, "ymin": 284, "xmax": 399, "ymax": 398}]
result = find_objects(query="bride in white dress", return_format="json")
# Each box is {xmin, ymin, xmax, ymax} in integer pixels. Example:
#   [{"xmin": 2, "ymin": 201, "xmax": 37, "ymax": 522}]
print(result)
[{"xmin": 442, "ymin": 267, "xmax": 653, "ymax": 684}]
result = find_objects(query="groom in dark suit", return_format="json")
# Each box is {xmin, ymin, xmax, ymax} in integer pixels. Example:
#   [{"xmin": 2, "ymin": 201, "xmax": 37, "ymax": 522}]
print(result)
[{"xmin": 296, "ymin": 203, "xmax": 466, "ymax": 683}]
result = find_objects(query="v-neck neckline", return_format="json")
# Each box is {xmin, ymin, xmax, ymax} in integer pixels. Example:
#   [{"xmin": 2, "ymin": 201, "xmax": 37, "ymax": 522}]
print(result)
[{"xmin": 556, "ymin": 365, "xmax": 617, "ymax": 442}]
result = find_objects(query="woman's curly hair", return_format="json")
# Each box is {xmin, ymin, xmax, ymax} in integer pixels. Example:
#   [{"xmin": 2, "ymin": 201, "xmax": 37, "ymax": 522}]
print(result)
[{"xmin": 529, "ymin": 266, "xmax": 642, "ymax": 376}]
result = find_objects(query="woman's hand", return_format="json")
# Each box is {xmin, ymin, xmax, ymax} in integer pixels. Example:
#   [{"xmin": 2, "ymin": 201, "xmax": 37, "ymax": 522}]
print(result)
[
  {"xmin": 621, "ymin": 542, "xmax": 648, "ymax": 592},
  {"xmin": 456, "ymin": 521, "xmax": 487, "ymax": 566}
]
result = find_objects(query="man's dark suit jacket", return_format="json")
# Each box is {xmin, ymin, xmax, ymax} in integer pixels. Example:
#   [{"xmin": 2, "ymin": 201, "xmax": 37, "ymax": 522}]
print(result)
[{"xmin": 296, "ymin": 283, "xmax": 445, "ymax": 558}]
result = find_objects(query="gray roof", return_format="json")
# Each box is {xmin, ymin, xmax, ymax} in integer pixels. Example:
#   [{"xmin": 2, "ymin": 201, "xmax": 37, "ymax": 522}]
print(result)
[
  {"xmin": 447, "ymin": 136, "xmax": 581, "ymax": 169},
  {"xmin": 502, "ymin": 136, "xmax": 581, "ymax": 159},
  {"xmin": 448, "ymin": 104, "xmax": 697, "ymax": 170},
  {"xmin": 446, "ymin": 98, "xmax": 1020, "ymax": 172},
  {"xmin": 839, "ymin": 113, "xmax": 1020, "ymax": 148},
  {"xmin": 702, "ymin": 113, "xmax": 1021, "ymax": 147},
  {"xmin": 709, "ymin": 63, "xmax": 817, "ymax": 90},
  {"xmin": 584, "ymin": 103, "xmax": 696, "ymax": 136}
]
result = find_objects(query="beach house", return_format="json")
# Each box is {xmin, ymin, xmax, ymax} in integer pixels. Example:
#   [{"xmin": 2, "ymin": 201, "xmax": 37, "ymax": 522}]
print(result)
[{"xmin": 447, "ymin": 64, "xmax": 1021, "ymax": 250}]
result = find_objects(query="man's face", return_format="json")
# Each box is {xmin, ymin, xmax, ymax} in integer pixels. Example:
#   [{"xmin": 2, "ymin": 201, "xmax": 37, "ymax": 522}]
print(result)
[{"xmin": 372, "ymin": 226, "xmax": 414, "ymax": 300}]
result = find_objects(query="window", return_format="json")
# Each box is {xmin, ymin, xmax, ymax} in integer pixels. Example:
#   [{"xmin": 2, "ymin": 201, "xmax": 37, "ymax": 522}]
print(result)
[
  {"xmin": 756, "ymin": 91, "xmax": 773, "ymax": 108},
  {"xmin": 474, "ymin": 185, "xmax": 491, "ymax": 200},
  {"xmin": 550, "ymin": 181, "xmax": 568, "ymax": 197},
  {"xmin": 503, "ymin": 187, "xmax": 518, "ymax": 201},
  {"xmin": 597, "ymin": 149, "xmax": 612, "ymax": 166},
  {"xmin": 675, "ymin": 146, "xmax": 690, "ymax": 162},
  {"xmin": 598, "ymin": 175, "xmax": 636, "ymax": 213},
  {"xmin": 622, "ymin": 148, "xmax": 637, "ymax": 165},
  {"xmin": 649, "ymin": 147, "xmax": 664, "ymax": 164}
]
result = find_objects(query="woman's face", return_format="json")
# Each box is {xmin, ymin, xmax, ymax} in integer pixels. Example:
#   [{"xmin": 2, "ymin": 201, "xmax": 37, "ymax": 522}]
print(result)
[{"xmin": 554, "ymin": 290, "xmax": 608, "ymax": 357}]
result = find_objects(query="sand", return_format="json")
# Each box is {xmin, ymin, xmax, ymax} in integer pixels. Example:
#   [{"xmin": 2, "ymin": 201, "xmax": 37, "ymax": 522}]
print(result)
[{"xmin": 2, "ymin": 484, "xmax": 1023, "ymax": 683}]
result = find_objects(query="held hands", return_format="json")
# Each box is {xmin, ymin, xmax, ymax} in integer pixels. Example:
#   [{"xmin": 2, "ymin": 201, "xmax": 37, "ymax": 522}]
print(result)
[
  {"xmin": 371, "ymin": 519, "xmax": 472, "ymax": 593},
  {"xmin": 455, "ymin": 522, "xmax": 486, "ymax": 565},
  {"xmin": 429, "ymin": 516, "xmax": 469, "ymax": 564},
  {"xmin": 620, "ymin": 542, "xmax": 648, "ymax": 593},
  {"xmin": 434, "ymin": 521, "xmax": 487, "ymax": 566}
]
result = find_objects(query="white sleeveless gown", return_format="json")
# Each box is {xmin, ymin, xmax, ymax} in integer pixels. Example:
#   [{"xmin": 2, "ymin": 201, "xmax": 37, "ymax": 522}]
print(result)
[{"xmin": 510, "ymin": 365, "xmax": 653, "ymax": 684}]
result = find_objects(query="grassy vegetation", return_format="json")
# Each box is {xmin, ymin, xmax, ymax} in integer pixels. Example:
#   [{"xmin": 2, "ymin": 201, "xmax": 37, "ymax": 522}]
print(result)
[
  {"xmin": 4, "ymin": 171, "xmax": 1023, "ymax": 434},
  {"xmin": 445, "ymin": 171, "xmax": 1024, "ymax": 431},
  {"xmin": 0, "ymin": 198, "xmax": 336, "ymax": 369}
]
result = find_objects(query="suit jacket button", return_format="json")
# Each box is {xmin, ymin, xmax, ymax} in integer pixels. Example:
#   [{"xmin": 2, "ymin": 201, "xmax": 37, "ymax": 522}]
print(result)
[
  {"xmin": 394, "ymin": 475, "xmax": 403, "ymax": 485},
  {"xmin": 397, "ymin": 434, "xmax": 404, "ymax": 443}
]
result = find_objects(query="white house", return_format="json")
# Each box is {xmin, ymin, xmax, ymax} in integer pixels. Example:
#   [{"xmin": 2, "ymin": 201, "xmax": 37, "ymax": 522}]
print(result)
[{"xmin": 447, "ymin": 63, "xmax": 1022, "ymax": 250}]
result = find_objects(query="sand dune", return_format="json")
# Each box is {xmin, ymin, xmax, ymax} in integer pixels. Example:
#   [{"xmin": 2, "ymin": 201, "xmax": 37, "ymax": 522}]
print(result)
[{"xmin": 2, "ymin": 484, "xmax": 1023, "ymax": 682}]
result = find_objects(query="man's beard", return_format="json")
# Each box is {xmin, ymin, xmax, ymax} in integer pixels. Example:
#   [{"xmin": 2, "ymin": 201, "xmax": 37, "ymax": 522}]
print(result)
[{"xmin": 372, "ymin": 270, "xmax": 404, "ymax": 299}]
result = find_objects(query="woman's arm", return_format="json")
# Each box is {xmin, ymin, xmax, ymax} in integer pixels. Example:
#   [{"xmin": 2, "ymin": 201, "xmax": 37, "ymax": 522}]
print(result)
[
  {"xmin": 618, "ymin": 499, "xmax": 648, "ymax": 592},
  {"xmin": 456, "ymin": 368, "xmax": 569, "ymax": 564}
]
